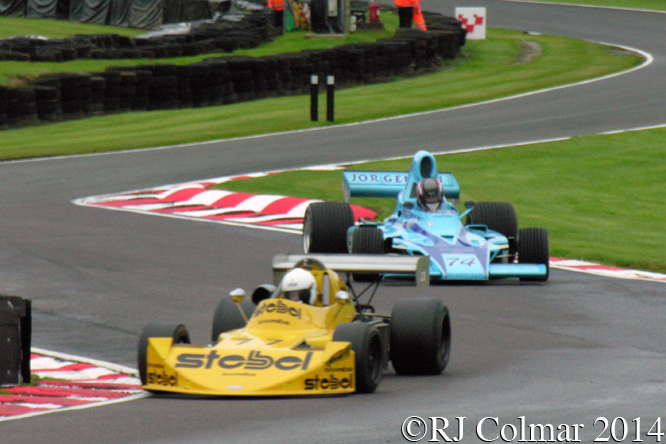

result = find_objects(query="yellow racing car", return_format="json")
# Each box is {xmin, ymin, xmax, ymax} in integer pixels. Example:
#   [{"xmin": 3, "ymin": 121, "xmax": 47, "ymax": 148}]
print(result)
[{"xmin": 137, "ymin": 254, "xmax": 451, "ymax": 396}]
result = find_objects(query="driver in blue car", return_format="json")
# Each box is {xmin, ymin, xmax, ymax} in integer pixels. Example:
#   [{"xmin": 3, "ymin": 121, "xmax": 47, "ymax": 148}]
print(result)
[{"xmin": 416, "ymin": 177, "xmax": 445, "ymax": 212}]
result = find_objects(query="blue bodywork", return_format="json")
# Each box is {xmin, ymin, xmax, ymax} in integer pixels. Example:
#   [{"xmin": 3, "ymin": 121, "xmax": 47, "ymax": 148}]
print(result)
[{"xmin": 342, "ymin": 151, "xmax": 547, "ymax": 281}]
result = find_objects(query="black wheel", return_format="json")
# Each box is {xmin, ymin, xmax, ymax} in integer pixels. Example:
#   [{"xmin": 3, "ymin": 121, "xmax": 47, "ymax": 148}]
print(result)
[
  {"xmin": 351, "ymin": 226, "xmax": 384, "ymax": 282},
  {"xmin": 137, "ymin": 323, "xmax": 190, "ymax": 385},
  {"xmin": 390, "ymin": 297, "xmax": 451, "ymax": 376},
  {"xmin": 333, "ymin": 322, "xmax": 385, "ymax": 393},
  {"xmin": 211, "ymin": 297, "xmax": 256, "ymax": 342},
  {"xmin": 517, "ymin": 228, "xmax": 550, "ymax": 282},
  {"xmin": 465, "ymin": 202, "xmax": 518, "ymax": 239},
  {"xmin": 466, "ymin": 202, "xmax": 518, "ymax": 261},
  {"xmin": 303, "ymin": 202, "xmax": 355, "ymax": 253}
]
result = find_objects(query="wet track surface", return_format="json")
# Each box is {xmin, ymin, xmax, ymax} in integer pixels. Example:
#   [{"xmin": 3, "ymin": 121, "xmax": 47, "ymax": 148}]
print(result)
[{"xmin": 1, "ymin": 1, "xmax": 665, "ymax": 442}]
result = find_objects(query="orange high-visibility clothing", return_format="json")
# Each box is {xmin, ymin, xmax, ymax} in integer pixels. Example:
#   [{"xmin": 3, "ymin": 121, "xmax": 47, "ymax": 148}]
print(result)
[
  {"xmin": 268, "ymin": 0, "xmax": 284, "ymax": 11},
  {"xmin": 413, "ymin": 3, "xmax": 427, "ymax": 31},
  {"xmin": 394, "ymin": 0, "xmax": 419, "ymax": 6}
]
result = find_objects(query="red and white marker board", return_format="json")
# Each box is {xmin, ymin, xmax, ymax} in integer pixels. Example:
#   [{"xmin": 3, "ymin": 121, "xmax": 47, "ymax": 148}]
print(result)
[{"xmin": 456, "ymin": 7, "xmax": 487, "ymax": 40}]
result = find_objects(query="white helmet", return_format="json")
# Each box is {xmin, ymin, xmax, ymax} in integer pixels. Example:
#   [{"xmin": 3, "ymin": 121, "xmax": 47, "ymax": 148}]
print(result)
[{"xmin": 281, "ymin": 268, "xmax": 317, "ymax": 304}]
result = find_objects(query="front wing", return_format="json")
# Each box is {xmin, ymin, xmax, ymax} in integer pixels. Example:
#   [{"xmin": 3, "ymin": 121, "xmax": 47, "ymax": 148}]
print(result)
[{"xmin": 143, "ymin": 337, "xmax": 357, "ymax": 396}]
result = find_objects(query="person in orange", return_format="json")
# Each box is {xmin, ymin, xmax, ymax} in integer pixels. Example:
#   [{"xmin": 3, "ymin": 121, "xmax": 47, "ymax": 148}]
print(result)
[
  {"xmin": 267, "ymin": 0, "xmax": 285, "ymax": 28},
  {"xmin": 394, "ymin": 0, "xmax": 427, "ymax": 31}
]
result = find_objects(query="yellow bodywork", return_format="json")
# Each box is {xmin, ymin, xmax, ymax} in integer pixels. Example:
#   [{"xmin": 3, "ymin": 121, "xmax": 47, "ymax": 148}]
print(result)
[{"xmin": 143, "ymin": 269, "xmax": 360, "ymax": 396}]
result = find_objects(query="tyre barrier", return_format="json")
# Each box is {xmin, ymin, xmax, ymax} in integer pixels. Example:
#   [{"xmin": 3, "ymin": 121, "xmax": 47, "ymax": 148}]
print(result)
[
  {"xmin": 0, "ymin": 10, "xmax": 278, "ymax": 64},
  {"xmin": 0, "ymin": 11, "xmax": 465, "ymax": 131}
]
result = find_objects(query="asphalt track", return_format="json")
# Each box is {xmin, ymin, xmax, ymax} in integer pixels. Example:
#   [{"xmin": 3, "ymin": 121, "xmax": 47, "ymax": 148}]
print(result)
[{"xmin": 1, "ymin": 1, "xmax": 665, "ymax": 442}]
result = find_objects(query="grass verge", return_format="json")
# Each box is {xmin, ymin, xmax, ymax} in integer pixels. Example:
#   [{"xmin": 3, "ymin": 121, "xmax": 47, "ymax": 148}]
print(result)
[
  {"xmin": 0, "ymin": 16, "xmax": 144, "ymax": 40},
  {"xmin": 510, "ymin": 0, "xmax": 666, "ymax": 12},
  {"xmin": 219, "ymin": 127, "xmax": 666, "ymax": 274},
  {"xmin": 0, "ymin": 15, "xmax": 397, "ymax": 86},
  {"xmin": 0, "ymin": 27, "xmax": 642, "ymax": 159}
]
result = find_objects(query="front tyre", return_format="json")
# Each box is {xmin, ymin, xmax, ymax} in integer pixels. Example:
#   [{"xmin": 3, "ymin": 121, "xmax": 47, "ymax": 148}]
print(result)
[
  {"xmin": 333, "ymin": 322, "xmax": 385, "ymax": 393},
  {"xmin": 211, "ymin": 298, "xmax": 256, "ymax": 342},
  {"xmin": 390, "ymin": 297, "xmax": 451, "ymax": 375},
  {"xmin": 303, "ymin": 202, "xmax": 354, "ymax": 253},
  {"xmin": 137, "ymin": 323, "xmax": 190, "ymax": 385},
  {"xmin": 517, "ymin": 227, "xmax": 550, "ymax": 282}
]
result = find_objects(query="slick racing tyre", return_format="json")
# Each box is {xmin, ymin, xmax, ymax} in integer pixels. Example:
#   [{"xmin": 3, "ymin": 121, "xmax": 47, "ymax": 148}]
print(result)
[
  {"xmin": 351, "ymin": 225, "xmax": 384, "ymax": 283},
  {"xmin": 390, "ymin": 297, "xmax": 451, "ymax": 375},
  {"xmin": 465, "ymin": 202, "xmax": 518, "ymax": 239},
  {"xmin": 517, "ymin": 227, "xmax": 550, "ymax": 282},
  {"xmin": 333, "ymin": 322, "xmax": 385, "ymax": 393},
  {"xmin": 465, "ymin": 202, "xmax": 518, "ymax": 261},
  {"xmin": 303, "ymin": 202, "xmax": 354, "ymax": 253},
  {"xmin": 211, "ymin": 297, "xmax": 256, "ymax": 342},
  {"xmin": 138, "ymin": 323, "xmax": 190, "ymax": 385}
]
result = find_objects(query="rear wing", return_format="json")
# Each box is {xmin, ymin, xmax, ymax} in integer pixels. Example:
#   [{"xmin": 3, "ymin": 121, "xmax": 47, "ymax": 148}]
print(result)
[
  {"xmin": 272, "ymin": 254, "xmax": 430, "ymax": 288},
  {"xmin": 342, "ymin": 171, "xmax": 460, "ymax": 203}
]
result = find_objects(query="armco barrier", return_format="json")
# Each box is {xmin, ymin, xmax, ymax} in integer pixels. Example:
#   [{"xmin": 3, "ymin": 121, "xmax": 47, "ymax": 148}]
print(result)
[{"xmin": 0, "ymin": 11, "xmax": 466, "ymax": 131}]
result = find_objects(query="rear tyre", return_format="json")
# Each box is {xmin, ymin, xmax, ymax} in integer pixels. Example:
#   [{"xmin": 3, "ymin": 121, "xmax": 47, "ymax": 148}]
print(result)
[
  {"xmin": 211, "ymin": 298, "xmax": 256, "ymax": 342},
  {"xmin": 333, "ymin": 322, "xmax": 384, "ymax": 393},
  {"xmin": 517, "ymin": 228, "xmax": 550, "ymax": 282},
  {"xmin": 390, "ymin": 297, "xmax": 451, "ymax": 375},
  {"xmin": 351, "ymin": 226, "xmax": 384, "ymax": 282},
  {"xmin": 138, "ymin": 323, "xmax": 190, "ymax": 385},
  {"xmin": 303, "ymin": 202, "xmax": 355, "ymax": 253}
]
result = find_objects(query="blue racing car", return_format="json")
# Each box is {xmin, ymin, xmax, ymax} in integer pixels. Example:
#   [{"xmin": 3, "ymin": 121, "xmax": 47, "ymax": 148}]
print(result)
[{"xmin": 302, "ymin": 150, "xmax": 549, "ymax": 282}]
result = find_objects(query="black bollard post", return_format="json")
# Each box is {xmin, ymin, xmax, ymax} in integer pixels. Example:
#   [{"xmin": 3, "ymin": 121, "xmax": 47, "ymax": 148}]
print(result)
[
  {"xmin": 326, "ymin": 75, "xmax": 335, "ymax": 123},
  {"xmin": 310, "ymin": 75, "xmax": 319, "ymax": 122}
]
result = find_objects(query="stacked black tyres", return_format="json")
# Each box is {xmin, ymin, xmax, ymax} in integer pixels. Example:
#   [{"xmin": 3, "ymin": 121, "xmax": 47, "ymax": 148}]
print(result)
[
  {"xmin": 0, "ymin": 9, "xmax": 467, "ymax": 131},
  {"xmin": 0, "ymin": 86, "xmax": 7, "ymax": 127},
  {"xmin": 283, "ymin": 53, "xmax": 308, "ymax": 93},
  {"xmin": 132, "ymin": 69, "xmax": 152, "ymax": 111},
  {"xmin": 176, "ymin": 64, "xmax": 193, "ymax": 109},
  {"xmin": 146, "ymin": 64, "xmax": 179, "ymax": 110},
  {"xmin": 227, "ymin": 56, "xmax": 257, "ymax": 103},
  {"xmin": 6, "ymin": 87, "xmax": 39, "ymax": 126},
  {"xmin": 205, "ymin": 59, "xmax": 235, "ymax": 105},
  {"xmin": 30, "ymin": 75, "xmax": 63, "ymax": 122},
  {"xmin": 89, "ymin": 75, "xmax": 106, "ymax": 114},
  {"xmin": 98, "ymin": 71, "xmax": 121, "ymax": 114},
  {"xmin": 262, "ymin": 55, "xmax": 285, "ymax": 97},
  {"xmin": 33, "ymin": 85, "xmax": 61, "ymax": 122},
  {"xmin": 190, "ymin": 61, "xmax": 212, "ymax": 108},
  {"xmin": 117, "ymin": 71, "xmax": 138, "ymax": 112},
  {"xmin": 56, "ymin": 73, "xmax": 92, "ymax": 118}
]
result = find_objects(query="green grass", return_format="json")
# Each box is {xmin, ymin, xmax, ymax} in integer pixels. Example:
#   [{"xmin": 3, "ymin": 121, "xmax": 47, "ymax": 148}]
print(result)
[
  {"xmin": 219, "ymin": 127, "xmax": 666, "ymax": 274},
  {"xmin": 513, "ymin": 0, "xmax": 666, "ymax": 11},
  {"xmin": 0, "ymin": 16, "xmax": 144, "ymax": 39},
  {"xmin": 0, "ymin": 15, "xmax": 397, "ymax": 86},
  {"xmin": 0, "ymin": 27, "xmax": 642, "ymax": 159}
]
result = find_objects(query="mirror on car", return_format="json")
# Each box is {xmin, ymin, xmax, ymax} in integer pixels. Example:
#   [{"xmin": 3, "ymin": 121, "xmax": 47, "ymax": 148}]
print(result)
[{"xmin": 229, "ymin": 288, "xmax": 246, "ymax": 303}]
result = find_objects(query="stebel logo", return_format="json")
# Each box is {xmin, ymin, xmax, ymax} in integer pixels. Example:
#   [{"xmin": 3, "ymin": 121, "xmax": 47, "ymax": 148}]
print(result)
[
  {"xmin": 175, "ymin": 350, "xmax": 313, "ymax": 371},
  {"xmin": 304, "ymin": 373, "xmax": 354, "ymax": 391},
  {"xmin": 254, "ymin": 300, "xmax": 302, "ymax": 319}
]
